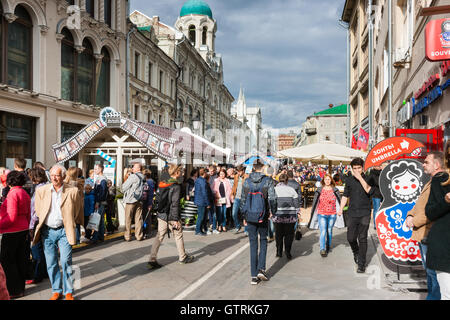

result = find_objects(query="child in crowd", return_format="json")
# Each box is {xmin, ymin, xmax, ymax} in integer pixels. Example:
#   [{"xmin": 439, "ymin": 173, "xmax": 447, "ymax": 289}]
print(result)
[{"xmin": 83, "ymin": 184, "xmax": 96, "ymax": 241}]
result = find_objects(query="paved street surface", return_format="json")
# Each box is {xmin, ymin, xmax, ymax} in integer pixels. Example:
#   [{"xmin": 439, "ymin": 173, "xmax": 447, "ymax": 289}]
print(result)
[{"xmin": 17, "ymin": 224, "xmax": 424, "ymax": 300}]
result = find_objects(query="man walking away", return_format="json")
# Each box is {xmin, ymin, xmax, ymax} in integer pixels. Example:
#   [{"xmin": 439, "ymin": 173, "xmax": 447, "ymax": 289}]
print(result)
[
  {"xmin": 424, "ymin": 151, "xmax": 450, "ymax": 300},
  {"xmin": 405, "ymin": 153, "xmax": 444, "ymax": 300},
  {"xmin": 90, "ymin": 163, "xmax": 108, "ymax": 244},
  {"xmin": 240, "ymin": 160, "xmax": 276, "ymax": 285},
  {"xmin": 148, "ymin": 165, "xmax": 194, "ymax": 269},
  {"xmin": 367, "ymin": 166, "xmax": 383, "ymax": 230},
  {"xmin": 231, "ymin": 166, "xmax": 247, "ymax": 234},
  {"xmin": 338, "ymin": 158, "xmax": 374, "ymax": 273},
  {"xmin": 122, "ymin": 161, "xmax": 145, "ymax": 241}
]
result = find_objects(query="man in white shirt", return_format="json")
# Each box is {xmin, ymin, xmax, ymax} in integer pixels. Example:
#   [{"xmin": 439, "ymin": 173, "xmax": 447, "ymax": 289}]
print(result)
[{"xmin": 33, "ymin": 164, "xmax": 82, "ymax": 300}]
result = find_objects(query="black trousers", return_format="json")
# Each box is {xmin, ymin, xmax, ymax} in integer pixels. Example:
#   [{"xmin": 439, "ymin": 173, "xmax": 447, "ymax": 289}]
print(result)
[
  {"xmin": 346, "ymin": 215, "xmax": 370, "ymax": 267},
  {"xmin": 0, "ymin": 230, "xmax": 29, "ymax": 296},
  {"xmin": 105, "ymin": 201, "xmax": 115, "ymax": 233},
  {"xmin": 274, "ymin": 223, "xmax": 295, "ymax": 255}
]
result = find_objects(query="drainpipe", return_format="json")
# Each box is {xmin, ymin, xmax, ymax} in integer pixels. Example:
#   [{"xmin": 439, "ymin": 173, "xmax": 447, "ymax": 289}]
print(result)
[
  {"xmin": 368, "ymin": 0, "xmax": 374, "ymax": 148},
  {"xmin": 126, "ymin": 1, "xmax": 136, "ymax": 117},
  {"xmin": 388, "ymin": 0, "xmax": 393, "ymax": 137}
]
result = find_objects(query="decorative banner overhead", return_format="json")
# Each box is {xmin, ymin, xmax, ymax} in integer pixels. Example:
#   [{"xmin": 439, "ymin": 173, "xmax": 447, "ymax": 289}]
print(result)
[
  {"xmin": 376, "ymin": 159, "xmax": 430, "ymax": 264},
  {"xmin": 364, "ymin": 137, "xmax": 425, "ymax": 171},
  {"xmin": 52, "ymin": 107, "xmax": 176, "ymax": 163},
  {"xmin": 425, "ymin": 18, "xmax": 450, "ymax": 61}
]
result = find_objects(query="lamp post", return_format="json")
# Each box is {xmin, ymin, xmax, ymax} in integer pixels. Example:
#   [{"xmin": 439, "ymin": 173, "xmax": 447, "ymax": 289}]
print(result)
[
  {"xmin": 174, "ymin": 117, "xmax": 184, "ymax": 130},
  {"xmin": 192, "ymin": 115, "xmax": 201, "ymax": 134}
]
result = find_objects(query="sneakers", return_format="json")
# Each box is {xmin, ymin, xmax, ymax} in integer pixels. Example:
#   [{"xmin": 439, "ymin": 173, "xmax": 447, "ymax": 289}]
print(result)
[
  {"xmin": 212, "ymin": 230, "xmax": 220, "ymax": 234},
  {"xmin": 179, "ymin": 255, "xmax": 195, "ymax": 264},
  {"xmin": 251, "ymin": 277, "xmax": 261, "ymax": 285},
  {"xmin": 50, "ymin": 292, "xmax": 62, "ymax": 300},
  {"xmin": 353, "ymin": 253, "xmax": 359, "ymax": 265},
  {"xmin": 206, "ymin": 231, "xmax": 212, "ymax": 235},
  {"xmin": 320, "ymin": 250, "xmax": 328, "ymax": 257},
  {"xmin": 357, "ymin": 265, "xmax": 366, "ymax": 273},
  {"xmin": 65, "ymin": 293, "xmax": 74, "ymax": 300},
  {"xmin": 234, "ymin": 227, "xmax": 241, "ymax": 234},
  {"xmin": 195, "ymin": 232, "xmax": 207, "ymax": 236},
  {"xmin": 147, "ymin": 261, "xmax": 163, "ymax": 270},
  {"xmin": 257, "ymin": 270, "xmax": 269, "ymax": 281}
]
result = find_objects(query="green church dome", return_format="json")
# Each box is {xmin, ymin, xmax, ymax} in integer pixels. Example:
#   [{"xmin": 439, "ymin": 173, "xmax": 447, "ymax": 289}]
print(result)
[{"xmin": 180, "ymin": 0, "xmax": 213, "ymax": 19}]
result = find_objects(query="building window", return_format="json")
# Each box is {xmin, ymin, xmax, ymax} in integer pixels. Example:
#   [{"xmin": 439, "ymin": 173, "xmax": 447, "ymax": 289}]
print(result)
[
  {"xmin": 77, "ymin": 39, "xmax": 95, "ymax": 105},
  {"xmin": 159, "ymin": 114, "xmax": 162, "ymax": 126},
  {"xmin": 202, "ymin": 27, "xmax": 207, "ymax": 45},
  {"xmin": 159, "ymin": 70, "xmax": 163, "ymax": 92},
  {"xmin": 170, "ymin": 79, "xmax": 174, "ymax": 98},
  {"xmin": 66, "ymin": 0, "xmax": 75, "ymax": 5},
  {"xmin": 86, "ymin": 0, "xmax": 95, "ymax": 18},
  {"xmin": 61, "ymin": 122, "xmax": 85, "ymax": 142},
  {"xmin": 134, "ymin": 52, "xmax": 140, "ymax": 78},
  {"xmin": 96, "ymin": 47, "xmax": 110, "ymax": 107},
  {"xmin": 0, "ymin": 111, "xmax": 36, "ymax": 168},
  {"xmin": 2, "ymin": 5, "xmax": 33, "ymax": 90},
  {"xmin": 61, "ymin": 28, "xmax": 75, "ymax": 101},
  {"xmin": 134, "ymin": 105, "xmax": 140, "ymax": 120},
  {"xmin": 189, "ymin": 25, "xmax": 196, "ymax": 45},
  {"xmin": 148, "ymin": 62, "xmax": 152, "ymax": 85},
  {"xmin": 104, "ymin": 0, "xmax": 112, "ymax": 27}
]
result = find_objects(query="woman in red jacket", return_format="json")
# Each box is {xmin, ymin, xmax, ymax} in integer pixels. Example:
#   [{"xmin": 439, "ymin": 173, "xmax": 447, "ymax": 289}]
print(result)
[{"xmin": 0, "ymin": 171, "xmax": 31, "ymax": 299}]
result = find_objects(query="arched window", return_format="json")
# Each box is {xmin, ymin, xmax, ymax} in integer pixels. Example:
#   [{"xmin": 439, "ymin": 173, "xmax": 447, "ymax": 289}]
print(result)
[
  {"xmin": 4, "ymin": 5, "xmax": 33, "ymax": 89},
  {"xmin": 77, "ymin": 39, "xmax": 95, "ymax": 105},
  {"xmin": 189, "ymin": 25, "xmax": 196, "ymax": 45},
  {"xmin": 61, "ymin": 28, "xmax": 75, "ymax": 101},
  {"xmin": 86, "ymin": 0, "xmax": 95, "ymax": 18},
  {"xmin": 96, "ymin": 47, "xmax": 110, "ymax": 107},
  {"xmin": 202, "ymin": 27, "xmax": 207, "ymax": 45},
  {"xmin": 104, "ymin": 0, "xmax": 112, "ymax": 28}
]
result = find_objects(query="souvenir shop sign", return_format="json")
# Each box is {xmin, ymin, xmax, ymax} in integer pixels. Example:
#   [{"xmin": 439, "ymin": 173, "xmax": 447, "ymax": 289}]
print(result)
[
  {"xmin": 425, "ymin": 18, "xmax": 450, "ymax": 61},
  {"xmin": 364, "ymin": 137, "xmax": 425, "ymax": 171},
  {"xmin": 376, "ymin": 160, "xmax": 430, "ymax": 264}
]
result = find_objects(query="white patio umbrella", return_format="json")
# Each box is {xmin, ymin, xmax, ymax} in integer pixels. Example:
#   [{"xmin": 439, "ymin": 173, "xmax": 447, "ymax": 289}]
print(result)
[{"xmin": 278, "ymin": 141, "xmax": 367, "ymax": 171}]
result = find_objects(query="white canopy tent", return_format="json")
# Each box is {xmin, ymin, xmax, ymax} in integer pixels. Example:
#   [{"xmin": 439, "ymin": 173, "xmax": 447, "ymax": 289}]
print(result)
[{"xmin": 278, "ymin": 141, "xmax": 367, "ymax": 172}]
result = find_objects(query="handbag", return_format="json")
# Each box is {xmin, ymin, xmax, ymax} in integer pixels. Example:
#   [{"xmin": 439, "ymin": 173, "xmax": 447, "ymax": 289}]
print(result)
[
  {"xmin": 295, "ymin": 224, "xmax": 302, "ymax": 241},
  {"xmin": 86, "ymin": 211, "xmax": 101, "ymax": 232}
]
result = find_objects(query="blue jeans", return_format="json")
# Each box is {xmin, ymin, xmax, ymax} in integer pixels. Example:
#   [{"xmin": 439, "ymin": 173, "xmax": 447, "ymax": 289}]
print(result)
[
  {"xmin": 247, "ymin": 222, "xmax": 268, "ymax": 277},
  {"xmin": 196, "ymin": 206, "xmax": 207, "ymax": 234},
  {"xmin": 372, "ymin": 198, "xmax": 381, "ymax": 229},
  {"xmin": 30, "ymin": 241, "xmax": 47, "ymax": 282},
  {"xmin": 41, "ymin": 227, "xmax": 74, "ymax": 295},
  {"xmin": 91, "ymin": 204, "xmax": 106, "ymax": 241},
  {"xmin": 208, "ymin": 206, "xmax": 217, "ymax": 230},
  {"xmin": 216, "ymin": 204, "xmax": 227, "ymax": 228},
  {"xmin": 419, "ymin": 242, "xmax": 441, "ymax": 300},
  {"xmin": 232, "ymin": 199, "xmax": 241, "ymax": 229},
  {"xmin": 318, "ymin": 214, "xmax": 337, "ymax": 251}
]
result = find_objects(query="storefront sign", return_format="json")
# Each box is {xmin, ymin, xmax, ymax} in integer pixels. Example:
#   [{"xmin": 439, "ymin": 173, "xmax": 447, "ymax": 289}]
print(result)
[
  {"xmin": 397, "ymin": 102, "xmax": 411, "ymax": 124},
  {"xmin": 412, "ymin": 85, "xmax": 443, "ymax": 116},
  {"xmin": 442, "ymin": 60, "xmax": 450, "ymax": 77},
  {"xmin": 414, "ymin": 74, "xmax": 440, "ymax": 99},
  {"xmin": 364, "ymin": 137, "xmax": 425, "ymax": 171},
  {"xmin": 426, "ymin": 18, "xmax": 450, "ymax": 62}
]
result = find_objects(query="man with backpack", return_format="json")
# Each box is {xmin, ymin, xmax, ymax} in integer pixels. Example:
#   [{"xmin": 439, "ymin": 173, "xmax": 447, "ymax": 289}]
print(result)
[
  {"xmin": 122, "ymin": 161, "xmax": 145, "ymax": 241},
  {"xmin": 147, "ymin": 164, "xmax": 195, "ymax": 269},
  {"xmin": 240, "ymin": 160, "xmax": 277, "ymax": 285}
]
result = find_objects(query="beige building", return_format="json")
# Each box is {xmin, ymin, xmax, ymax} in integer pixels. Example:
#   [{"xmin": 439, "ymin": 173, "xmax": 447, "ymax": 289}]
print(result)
[
  {"xmin": 0, "ymin": 0, "xmax": 127, "ymax": 169},
  {"xmin": 129, "ymin": 1, "xmax": 234, "ymax": 148},
  {"xmin": 342, "ymin": 0, "xmax": 450, "ymax": 146}
]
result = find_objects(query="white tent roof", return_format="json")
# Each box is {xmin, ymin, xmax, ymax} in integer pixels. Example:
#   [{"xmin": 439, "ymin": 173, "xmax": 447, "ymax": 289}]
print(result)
[{"xmin": 278, "ymin": 141, "xmax": 367, "ymax": 164}]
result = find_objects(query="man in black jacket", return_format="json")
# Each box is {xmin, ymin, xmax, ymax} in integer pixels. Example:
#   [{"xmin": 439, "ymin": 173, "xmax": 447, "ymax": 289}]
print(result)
[
  {"xmin": 338, "ymin": 158, "xmax": 374, "ymax": 273},
  {"xmin": 240, "ymin": 160, "xmax": 276, "ymax": 285},
  {"xmin": 147, "ymin": 164, "xmax": 194, "ymax": 269},
  {"xmin": 367, "ymin": 166, "xmax": 383, "ymax": 230}
]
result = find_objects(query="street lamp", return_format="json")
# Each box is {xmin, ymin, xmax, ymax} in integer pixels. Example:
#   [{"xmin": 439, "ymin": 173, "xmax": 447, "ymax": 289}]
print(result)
[
  {"xmin": 174, "ymin": 117, "xmax": 184, "ymax": 129},
  {"xmin": 192, "ymin": 115, "xmax": 201, "ymax": 132}
]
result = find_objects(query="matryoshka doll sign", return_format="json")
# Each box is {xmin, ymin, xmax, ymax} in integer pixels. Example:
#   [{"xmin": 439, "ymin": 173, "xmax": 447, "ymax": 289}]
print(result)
[{"xmin": 375, "ymin": 160, "xmax": 430, "ymax": 264}]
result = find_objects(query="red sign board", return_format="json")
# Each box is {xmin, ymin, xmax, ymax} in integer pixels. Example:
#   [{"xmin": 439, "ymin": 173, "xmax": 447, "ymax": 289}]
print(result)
[
  {"xmin": 425, "ymin": 18, "xmax": 450, "ymax": 61},
  {"xmin": 414, "ymin": 73, "xmax": 440, "ymax": 99},
  {"xmin": 356, "ymin": 128, "xmax": 369, "ymax": 151},
  {"xmin": 364, "ymin": 137, "xmax": 425, "ymax": 171}
]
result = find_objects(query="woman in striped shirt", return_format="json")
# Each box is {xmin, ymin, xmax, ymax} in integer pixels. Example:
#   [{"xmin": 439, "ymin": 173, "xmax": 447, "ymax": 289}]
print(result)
[{"xmin": 273, "ymin": 174, "xmax": 301, "ymax": 260}]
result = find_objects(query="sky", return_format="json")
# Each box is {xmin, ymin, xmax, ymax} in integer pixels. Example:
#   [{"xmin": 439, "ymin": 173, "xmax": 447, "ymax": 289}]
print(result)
[{"xmin": 130, "ymin": 0, "xmax": 348, "ymax": 134}]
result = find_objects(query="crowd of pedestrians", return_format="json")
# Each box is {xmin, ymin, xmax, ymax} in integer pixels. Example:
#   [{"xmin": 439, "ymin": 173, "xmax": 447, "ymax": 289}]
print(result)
[{"xmin": 0, "ymin": 144, "xmax": 450, "ymax": 299}]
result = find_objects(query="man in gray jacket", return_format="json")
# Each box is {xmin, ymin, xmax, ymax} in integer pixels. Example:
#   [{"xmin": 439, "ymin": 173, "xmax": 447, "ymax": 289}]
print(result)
[{"xmin": 122, "ymin": 161, "xmax": 145, "ymax": 241}]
